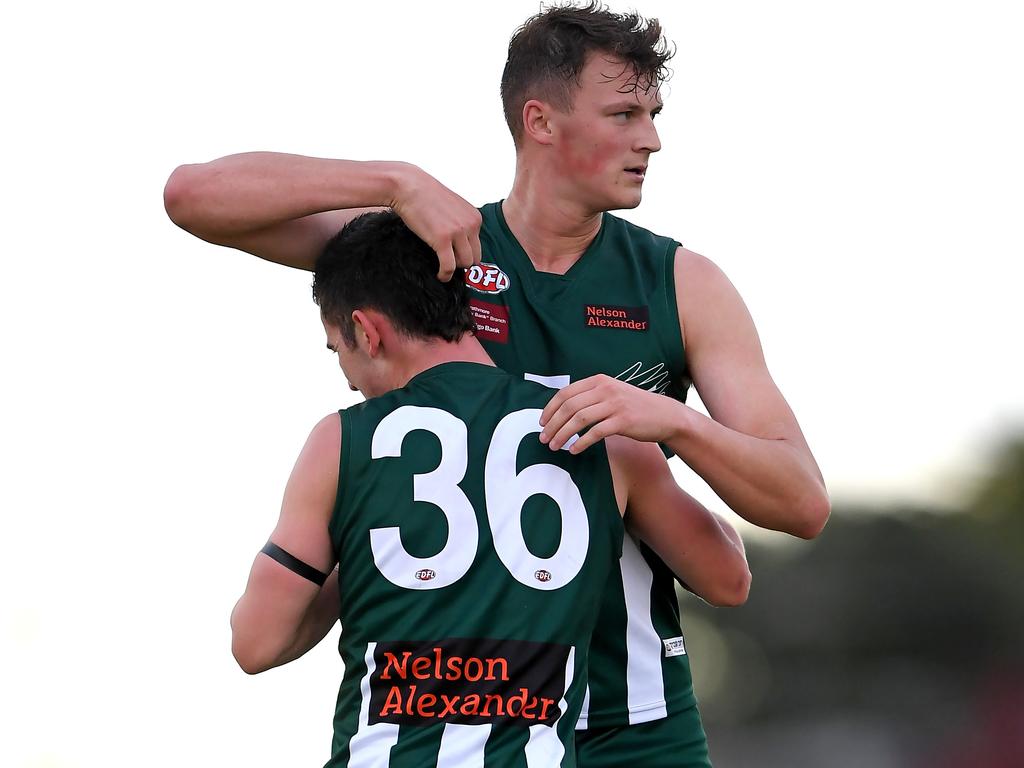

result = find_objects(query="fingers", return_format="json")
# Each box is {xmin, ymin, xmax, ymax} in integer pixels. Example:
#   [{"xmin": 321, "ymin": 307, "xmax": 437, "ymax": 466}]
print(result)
[
  {"xmin": 436, "ymin": 243, "xmax": 457, "ymax": 281},
  {"xmin": 453, "ymin": 232, "xmax": 477, "ymax": 271},
  {"xmin": 541, "ymin": 388, "xmax": 607, "ymax": 449},
  {"xmin": 470, "ymin": 228, "xmax": 482, "ymax": 267},
  {"xmin": 394, "ymin": 180, "xmax": 481, "ymax": 282},
  {"xmin": 540, "ymin": 377, "xmax": 603, "ymax": 432},
  {"xmin": 566, "ymin": 418, "xmax": 618, "ymax": 454},
  {"xmin": 431, "ymin": 214, "xmax": 481, "ymax": 282},
  {"xmin": 540, "ymin": 384, "xmax": 579, "ymax": 431},
  {"xmin": 549, "ymin": 402, "xmax": 614, "ymax": 452}
]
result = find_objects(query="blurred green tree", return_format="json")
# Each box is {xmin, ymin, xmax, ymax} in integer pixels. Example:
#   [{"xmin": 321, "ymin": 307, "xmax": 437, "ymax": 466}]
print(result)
[{"xmin": 680, "ymin": 434, "xmax": 1024, "ymax": 767}]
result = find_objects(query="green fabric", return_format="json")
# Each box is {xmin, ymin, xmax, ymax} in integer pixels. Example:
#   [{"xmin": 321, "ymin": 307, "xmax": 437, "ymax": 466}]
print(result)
[
  {"xmin": 575, "ymin": 704, "xmax": 712, "ymax": 768},
  {"xmin": 326, "ymin": 362, "xmax": 623, "ymax": 768},
  {"xmin": 472, "ymin": 202, "xmax": 699, "ymax": 732}
]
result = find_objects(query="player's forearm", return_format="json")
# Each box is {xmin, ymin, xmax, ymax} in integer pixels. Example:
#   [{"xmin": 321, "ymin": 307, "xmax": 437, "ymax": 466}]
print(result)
[
  {"xmin": 671, "ymin": 515, "xmax": 750, "ymax": 607},
  {"xmin": 164, "ymin": 152, "xmax": 409, "ymax": 242},
  {"xmin": 273, "ymin": 570, "xmax": 341, "ymax": 666},
  {"xmin": 230, "ymin": 569, "xmax": 340, "ymax": 674},
  {"xmin": 665, "ymin": 405, "xmax": 830, "ymax": 539}
]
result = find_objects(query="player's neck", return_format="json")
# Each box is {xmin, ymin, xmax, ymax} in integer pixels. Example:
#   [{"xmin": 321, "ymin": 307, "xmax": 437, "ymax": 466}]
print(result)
[
  {"xmin": 391, "ymin": 334, "xmax": 495, "ymax": 389},
  {"xmin": 504, "ymin": 167, "xmax": 602, "ymax": 275}
]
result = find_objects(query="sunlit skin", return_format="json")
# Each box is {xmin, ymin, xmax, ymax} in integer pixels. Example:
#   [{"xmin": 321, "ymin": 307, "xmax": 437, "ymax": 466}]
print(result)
[
  {"xmin": 322, "ymin": 311, "xmax": 494, "ymax": 399},
  {"xmin": 501, "ymin": 52, "xmax": 663, "ymax": 273},
  {"xmin": 323, "ymin": 317, "xmax": 367, "ymax": 395},
  {"xmin": 543, "ymin": 54, "xmax": 663, "ymax": 214},
  {"xmin": 164, "ymin": 46, "xmax": 830, "ymax": 540}
]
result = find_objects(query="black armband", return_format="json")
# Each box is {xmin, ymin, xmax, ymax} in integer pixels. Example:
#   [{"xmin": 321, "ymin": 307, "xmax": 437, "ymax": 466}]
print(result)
[{"xmin": 260, "ymin": 541, "xmax": 331, "ymax": 586}]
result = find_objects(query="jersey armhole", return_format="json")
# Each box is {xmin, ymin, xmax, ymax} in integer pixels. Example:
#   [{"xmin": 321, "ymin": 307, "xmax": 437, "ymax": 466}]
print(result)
[
  {"xmin": 663, "ymin": 240, "xmax": 686, "ymax": 363},
  {"xmin": 327, "ymin": 407, "xmax": 352, "ymax": 553},
  {"xmin": 594, "ymin": 439, "xmax": 625, "ymax": 562}
]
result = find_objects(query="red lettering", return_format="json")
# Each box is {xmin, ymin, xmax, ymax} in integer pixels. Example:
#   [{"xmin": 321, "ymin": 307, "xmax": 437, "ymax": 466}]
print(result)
[
  {"xmin": 460, "ymin": 694, "xmax": 481, "ymax": 716},
  {"xmin": 416, "ymin": 693, "xmax": 437, "ymax": 717},
  {"xmin": 380, "ymin": 652, "xmax": 410, "ymax": 680},
  {"xmin": 485, "ymin": 657, "xmax": 509, "ymax": 682},
  {"xmin": 446, "ymin": 655, "xmax": 463, "ymax": 680},
  {"xmin": 463, "ymin": 658, "xmax": 483, "ymax": 682},
  {"xmin": 411, "ymin": 657, "xmax": 431, "ymax": 680},
  {"xmin": 405, "ymin": 685, "xmax": 417, "ymax": 716},
  {"xmin": 521, "ymin": 696, "xmax": 539, "ymax": 720},
  {"xmin": 439, "ymin": 694, "xmax": 459, "ymax": 718},
  {"xmin": 538, "ymin": 698, "xmax": 555, "ymax": 722},
  {"xmin": 506, "ymin": 688, "xmax": 529, "ymax": 717},
  {"xmin": 380, "ymin": 686, "xmax": 404, "ymax": 717},
  {"xmin": 480, "ymin": 694, "xmax": 505, "ymax": 717}
]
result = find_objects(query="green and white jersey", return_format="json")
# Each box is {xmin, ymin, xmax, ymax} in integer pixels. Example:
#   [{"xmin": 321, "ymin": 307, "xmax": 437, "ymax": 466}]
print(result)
[
  {"xmin": 468, "ymin": 202, "xmax": 695, "ymax": 731},
  {"xmin": 327, "ymin": 362, "xmax": 623, "ymax": 768}
]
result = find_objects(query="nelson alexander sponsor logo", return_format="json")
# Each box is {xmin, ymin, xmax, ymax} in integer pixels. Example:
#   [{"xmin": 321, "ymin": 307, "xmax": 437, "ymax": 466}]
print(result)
[
  {"xmin": 584, "ymin": 304, "xmax": 650, "ymax": 331},
  {"xmin": 368, "ymin": 637, "xmax": 570, "ymax": 728},
  {"xmin": 465, "ymin": 263, "xmax": 511, "ymax": 294}
]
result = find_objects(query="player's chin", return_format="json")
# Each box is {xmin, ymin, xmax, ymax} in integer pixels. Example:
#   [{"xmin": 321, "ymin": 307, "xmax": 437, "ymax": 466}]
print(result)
[{"xmin": 605, "ymin": 190, "xmax": 644, "ymax": 212}]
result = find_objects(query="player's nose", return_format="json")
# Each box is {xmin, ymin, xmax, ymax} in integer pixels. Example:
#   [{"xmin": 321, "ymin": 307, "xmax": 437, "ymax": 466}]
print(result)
[{"xmin": 639, "ymin": 119, "xmax": 662, "ymax": 154}]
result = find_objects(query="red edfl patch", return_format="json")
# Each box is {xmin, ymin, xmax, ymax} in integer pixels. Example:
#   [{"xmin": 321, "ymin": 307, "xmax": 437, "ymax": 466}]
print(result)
[
  {"xmin": 415, "ymin": 569, "xmax": 436, "ymax": 581},
  {"xmin": 465, "ymin": 263, "xmax": 511, "ymax": 294}
]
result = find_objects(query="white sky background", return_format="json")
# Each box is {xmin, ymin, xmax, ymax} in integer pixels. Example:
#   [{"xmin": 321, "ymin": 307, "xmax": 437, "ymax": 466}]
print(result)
[{"xmin": 2, "ymin": 1, "xmax": 1022, "ymax": 766}]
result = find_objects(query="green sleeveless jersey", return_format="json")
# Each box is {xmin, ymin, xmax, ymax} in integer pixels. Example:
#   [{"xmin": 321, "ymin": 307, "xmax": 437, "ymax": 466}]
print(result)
[
  {"xmin": 468, "ymin": 202, "xmax": 695, "ymax": 730},
  {"xmin": 327, "ymin": 362, "xmax": 623, "ymax": 768}
]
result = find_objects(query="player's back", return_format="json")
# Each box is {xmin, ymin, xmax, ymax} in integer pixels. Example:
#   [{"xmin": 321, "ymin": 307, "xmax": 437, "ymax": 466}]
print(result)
[{"xmin": 326, "ymin": 361, "xmax": 623, "ymax": 768}]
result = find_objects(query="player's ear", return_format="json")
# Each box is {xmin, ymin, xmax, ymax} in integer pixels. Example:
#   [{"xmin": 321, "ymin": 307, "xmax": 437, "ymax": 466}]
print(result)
[
  {"xmin": 522, "ymin": 99, "xmax": 556, "ymax": 146},
  {"xmin": 351, "ymin": 310, "xmax": 383, "ymax": 357}
]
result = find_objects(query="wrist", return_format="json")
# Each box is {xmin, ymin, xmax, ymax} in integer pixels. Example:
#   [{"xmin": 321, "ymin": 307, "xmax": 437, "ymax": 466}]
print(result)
[
  {"xmin": 664, "ymin": 398, "xmax": 698, "ymax": 446},
  {"xmin": 383, "ymin": 161, "xmax": 422, "ymax": 208}
]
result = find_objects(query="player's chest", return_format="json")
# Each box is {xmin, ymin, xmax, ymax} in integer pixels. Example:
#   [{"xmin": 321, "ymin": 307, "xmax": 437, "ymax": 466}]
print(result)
[{"xmin": 464, "ymin": 259, "xmax": 682, "ymax": 394}]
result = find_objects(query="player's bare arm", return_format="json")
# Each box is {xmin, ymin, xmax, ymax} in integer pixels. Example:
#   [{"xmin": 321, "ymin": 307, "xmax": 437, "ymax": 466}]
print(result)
[
  {"xmin": 540, "ymin": 247, "xmax": 830, "ymax": 539},
  {"xmin": 230, "ymin": 413, "xmax": 342, "ymax": 674},
  {"xmin": 163, "ymin": 152, "xmax": 481, "ymax": 279},
  {"xmin": 607, "ymin": 437, "xmax": 751, "ymax": 607}
]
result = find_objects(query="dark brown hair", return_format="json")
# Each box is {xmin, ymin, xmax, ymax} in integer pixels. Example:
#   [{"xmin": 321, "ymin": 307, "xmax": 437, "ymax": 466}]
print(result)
[
  {"xmin": 500, "ymin": 1, "xmax": 674, "ymax": 145},
  {"xmin": 313, "ymin": 211, "xmax": 475, "ymax": 346}
]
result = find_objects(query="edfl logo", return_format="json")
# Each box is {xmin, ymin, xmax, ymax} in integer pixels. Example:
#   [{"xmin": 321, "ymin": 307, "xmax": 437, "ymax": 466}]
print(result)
[{"xmin": 465, "ymin": 263, "xmax": 511, "ymax": 294}]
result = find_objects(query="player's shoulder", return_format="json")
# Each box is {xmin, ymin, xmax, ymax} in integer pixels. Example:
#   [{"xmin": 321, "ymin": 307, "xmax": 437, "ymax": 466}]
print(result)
[
  {"xmin": 673, "ymin": 245, "xmax": 738, "ymax": 297},
  {"xmin": 307, "ymin": 412, "xmax": 342, "ymax": 450},
  {"xmin": 291, "ymin": 413, "xmax": 343, "ymax": 486}
]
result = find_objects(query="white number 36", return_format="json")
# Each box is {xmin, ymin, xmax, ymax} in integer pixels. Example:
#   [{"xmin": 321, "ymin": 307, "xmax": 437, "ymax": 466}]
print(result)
[{"xmin": 369, "ymin": 406, "xmax": 589, "ymax": 592}]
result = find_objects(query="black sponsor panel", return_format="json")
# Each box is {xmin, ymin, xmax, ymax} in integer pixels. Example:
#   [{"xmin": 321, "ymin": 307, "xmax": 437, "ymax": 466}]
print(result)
[
  {"xmin": 369, "ymin": 637, "xmax": 570, "ymax": 728},
  {"xmin": 583, "ymin": 304, "xmax": 650, "ymax": 332}
]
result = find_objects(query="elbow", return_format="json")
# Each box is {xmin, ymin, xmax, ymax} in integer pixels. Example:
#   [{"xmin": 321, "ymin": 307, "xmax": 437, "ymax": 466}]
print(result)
[
  {"xmin": 773, "ymin": 478, "xmax": 831, "ymax": 539},
  {"xmin": 706, "ymin": 565, "xmax": 751, "ymax": 608},
  {"xmin": 163, "ymin": 163, "xmax": 209, "ymax": 232},
  {"xmin": 231, "ymin": 635, "xmax": 274, "ymax": 675},
  {"xmin": 789, "ymin": 487, "xmax": 831, "ymax": 540},
  {"xmin": 230, "ymin": 610, "xmax": 278, "ymax": 675}
]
